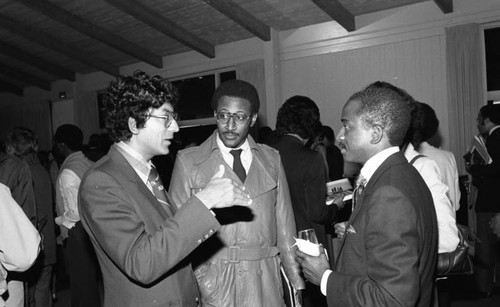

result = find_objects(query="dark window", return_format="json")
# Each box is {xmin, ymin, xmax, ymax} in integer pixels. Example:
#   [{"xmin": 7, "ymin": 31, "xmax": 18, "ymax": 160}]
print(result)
[
  {"xmin": 485, "ymin": 28, "xmax": 500, "ymax": 91},
  {"xmin": 172, "ymin": 70, "xmax": 236, "ymax": 121}
]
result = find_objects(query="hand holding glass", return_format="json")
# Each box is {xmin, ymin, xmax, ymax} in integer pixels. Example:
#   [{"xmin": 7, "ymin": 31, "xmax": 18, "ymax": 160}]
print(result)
[
  {"xmin": 295, "ymin": 229, "xmax": 320, "ymax": 256},
  {"xmin": 298, "ymin": 229, "xmax": 318, "ymax": 244}
]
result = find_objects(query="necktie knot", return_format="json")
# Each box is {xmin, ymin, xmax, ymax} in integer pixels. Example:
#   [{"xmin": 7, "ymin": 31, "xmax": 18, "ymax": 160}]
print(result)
[
  {"xmin": 230, "ymin": 149, "xmax": 246, "ymax": 182},
  {"xmin": 355, "ymin": 175, "xmax": 366, "ymax": 188},
  {"xmin": 230, "ymin": 149, "xmax": 242, "ymax": 159}
]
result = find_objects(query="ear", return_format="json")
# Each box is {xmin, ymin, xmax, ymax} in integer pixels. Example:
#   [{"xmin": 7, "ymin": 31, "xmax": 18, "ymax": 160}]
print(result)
[
  {"xmin": 128, "ymin": 117, "xmax": 139, "ymax": 135},
  {"xmin": 370, "ymin": 124, "xmax": 384, "ymax": 144},
  {"xmin": 250, "ymin": 113, "xmax": 258, "ymax": 127}
]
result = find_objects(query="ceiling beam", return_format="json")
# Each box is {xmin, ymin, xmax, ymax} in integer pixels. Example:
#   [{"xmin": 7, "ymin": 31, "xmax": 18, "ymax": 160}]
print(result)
[
  {"xmin": 17, "ymin": 0, "xmax": 163, "ymax": 68},
  {"xmin": 104, "ymin": 0, "xmax": 215, "ymax": 58},
  {"xmin": 433, "ymin": 0, "xmax": 453, "ymax": 14},
  {"xmin": 0, "ymin": 63, "xmax": 51, "ymax": 91},
  {"xmin": 0, "ymin": 81, "xmax": 23, "ymax": 96},
  {"xmin": 310, "ymin": 0, "xmax": 355, "ymax": 32},
  {"xmin": 201, "ymin": 0, "xmax": 270, "ymax": 41},
  {"xmin": 0, "ymin": 16, "xmax": 119, "ymax": 76},
  {"xmin": 0, "ymin": 41, "xmax": 76, "ymax": 81}
]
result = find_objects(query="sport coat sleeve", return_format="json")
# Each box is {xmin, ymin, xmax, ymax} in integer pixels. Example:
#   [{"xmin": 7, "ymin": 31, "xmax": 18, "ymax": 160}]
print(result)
[
  {"xmin": 305, "ymin": 153, "xmax": 335, "ymax": 225},
  {"xmin": 327, "ymin": 185, "xmax": 422, "ymax": 307},
  {"xmin": 79, "ymin": 169, "xmax": 220, "ymax": 285}
]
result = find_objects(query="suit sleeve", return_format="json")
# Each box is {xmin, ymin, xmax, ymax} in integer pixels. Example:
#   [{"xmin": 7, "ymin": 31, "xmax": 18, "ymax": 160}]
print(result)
[
  {"xmin": 305, "ymin": 153, "xmax": 336, "ymax": 225},
  {"xmin": 79, "ymin": 169, "xmax": 220, "ymax": 285},
  {"xmin": 327, "ymin": 185, "xmax": 422, "ymax": 307}
]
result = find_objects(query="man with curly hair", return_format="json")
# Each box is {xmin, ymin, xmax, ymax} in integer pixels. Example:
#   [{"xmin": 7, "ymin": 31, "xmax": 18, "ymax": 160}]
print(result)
[
  {"xmin": 272, "ymin": 96, "xmax": 340, "ymax": 307},
  {"xmin": 78, "ymin": 71, "xmax": 251, "ymax": 307}
]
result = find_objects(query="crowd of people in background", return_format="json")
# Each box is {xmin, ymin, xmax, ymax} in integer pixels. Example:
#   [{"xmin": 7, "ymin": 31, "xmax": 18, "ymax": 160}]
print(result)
[{"xmin": 1, "ymin": 69, "xmax": 499, "ymax": 307}]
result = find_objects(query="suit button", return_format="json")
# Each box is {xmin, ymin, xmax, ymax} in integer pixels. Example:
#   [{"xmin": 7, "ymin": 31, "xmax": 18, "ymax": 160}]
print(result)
[
  {"xmin": 204, "ymin": 234, "xmax": 209, "ymax": 239},
  {"xmin": 197, "ymin": 239, "xmax": 202, "ymax": 244},
  {"xmin": 208, "ymin": 229, "xmax": 214, "ymax": 235}
]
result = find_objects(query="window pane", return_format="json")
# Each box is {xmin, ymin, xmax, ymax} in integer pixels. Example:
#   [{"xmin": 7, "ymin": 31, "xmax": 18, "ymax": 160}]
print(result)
[
  {"xmin": 220, "ymin": 70, "xmax": 236, "ymax": 83},
  {"xmin": 485, "ymin": 28, "xmax": 500, "ymax": 91},
  {"xmin": 173, "ymin": 75, "xmax": 215, "ymax": 120}
]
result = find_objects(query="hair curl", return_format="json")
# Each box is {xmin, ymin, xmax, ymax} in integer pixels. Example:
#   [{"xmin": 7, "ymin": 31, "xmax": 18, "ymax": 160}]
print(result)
[
  {"xmin": 350, "ymin": 81, "xmax": 415, "ymax": 147},
  {"xmin": 275, "ymin": 95, "xmax": 321, "ymax": 140},
  {"xmin": 102, "ymin": 70, "xmax": 178, "ymax": 142},
  {"xmin": 6, "ymin": 127, "xmax": 38, "ymax": 156}
]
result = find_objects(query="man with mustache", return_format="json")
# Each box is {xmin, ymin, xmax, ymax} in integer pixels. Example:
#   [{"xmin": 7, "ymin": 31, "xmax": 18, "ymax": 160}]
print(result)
[
  {"xmin": 296, "ymin": 81, "xmax": 438, "ymax": 307},
  {"xmin": 170, "ymin": 79, "xmax": 305, "ymax": 307}
]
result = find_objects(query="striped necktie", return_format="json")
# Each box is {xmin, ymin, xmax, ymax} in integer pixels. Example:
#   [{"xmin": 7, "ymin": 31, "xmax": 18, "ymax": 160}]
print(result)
[
  {"xmin": 148, "ymin": 166, "xmax": 173, "ymax": 215},
  {"xmin": 230, "ymin": 149, "xmax": 246, "ymax": 183}
]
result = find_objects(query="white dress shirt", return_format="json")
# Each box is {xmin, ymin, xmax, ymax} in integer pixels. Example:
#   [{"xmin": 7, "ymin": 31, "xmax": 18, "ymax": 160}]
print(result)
[
  {"xmin": 405, "ymin": 143, "xmax": 459, "ymax": 253},
  {"xmin": 55, "ymin": 169, "xmax": 81, "ymax": 231},
  {"xmin": 418, "ymin": 141, "xmax": 461, "ymax": 211}
]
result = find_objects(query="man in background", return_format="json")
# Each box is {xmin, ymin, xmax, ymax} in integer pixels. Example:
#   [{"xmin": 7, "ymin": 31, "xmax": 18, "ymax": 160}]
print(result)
[
  {"xmin": 321, "ymin": 125, "xmax": 344, "ymax": 181},
  {"xmin": 467, "ymin": 103, "xmax": 500, "ymax": 298},
  {"xmin": 0, "ymin": 183, "xmax": 40, "ymax": 307},
  {"xmin": 415, "ymin": 102, "xmax": 461, "ymax": 211},
  {"xmin": 272, "ymin": 95, "xmax": 343, "ymax": 307},
  {"xmin": 53, "ymin": 124, "xmax": 100, "ymax": 307},
  {"xmin": 0, "ymin": 141, "xmax": 37, "ymax": 307},
  {"xmin": 5, "ymin": 127, "xmax": 56, "ymax": 307},
  {"xmin": 297, "ymin": 81, "xmax": 438, "ymax": 307}
]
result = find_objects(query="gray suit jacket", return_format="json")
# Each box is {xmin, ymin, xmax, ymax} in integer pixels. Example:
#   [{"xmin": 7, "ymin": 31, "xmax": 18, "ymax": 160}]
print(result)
[
  {"xmin": 328, "ymin": 152, "xmax": 438, "ymax": 307},
  {"xmin": 79, "ymin": 145, "xmax": 220, "ymax": 307}
]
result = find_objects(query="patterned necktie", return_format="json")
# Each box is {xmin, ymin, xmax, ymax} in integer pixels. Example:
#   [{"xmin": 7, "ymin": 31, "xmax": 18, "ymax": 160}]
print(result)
[
  {"xmin": 352, "ymin": 175, "xmax": 366, "ymax": 211},
  {"xmin": 230, "ymin": 149, "xmax": 246, "ymax": 183},
  {"xmin": 148, "ymin": 166, "xmax": 173, "ymax": 215}
]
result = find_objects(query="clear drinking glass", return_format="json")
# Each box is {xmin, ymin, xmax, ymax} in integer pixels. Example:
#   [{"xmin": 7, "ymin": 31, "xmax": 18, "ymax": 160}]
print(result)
[{"xmin": 298, "ymin": 229, "xmax": 318, "ymax": 244}]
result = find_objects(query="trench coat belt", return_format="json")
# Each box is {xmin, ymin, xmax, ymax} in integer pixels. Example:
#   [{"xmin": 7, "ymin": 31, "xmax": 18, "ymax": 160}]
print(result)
[{"xmin": 213, "ymin": 246, "xmax": 280, "ymax": 263}]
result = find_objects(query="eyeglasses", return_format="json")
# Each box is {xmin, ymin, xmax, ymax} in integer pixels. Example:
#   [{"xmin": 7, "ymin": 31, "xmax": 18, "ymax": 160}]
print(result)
[
  {"xmin": 215, "ymin": 111, "xmax": 250, "ymax": 125},
  {"xmin": 149, "ymin": 111, "xmax": 178, "ymax": 128}
]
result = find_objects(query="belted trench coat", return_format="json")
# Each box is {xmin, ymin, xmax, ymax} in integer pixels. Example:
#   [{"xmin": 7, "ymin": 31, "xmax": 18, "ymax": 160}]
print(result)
[{"xmin": 169, "ymin": 132, "xmax": 305, "ymax": 307}]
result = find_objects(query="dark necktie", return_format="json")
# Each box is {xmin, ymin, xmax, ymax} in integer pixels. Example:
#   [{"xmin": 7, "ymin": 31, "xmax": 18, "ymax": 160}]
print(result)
[
  {"xmin": 148, "ymin": 166, "xmax": 173, "ymax": 215},
  {"xmin": 352, "ymin": 175, "xmax": 366, "ymax": 211},
  {"xmin": 230, "ymin": 149, "xmax": 246, "ymax": 183}
]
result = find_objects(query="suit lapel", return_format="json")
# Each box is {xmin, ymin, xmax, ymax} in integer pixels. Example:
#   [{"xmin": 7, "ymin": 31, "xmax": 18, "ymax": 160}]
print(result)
[
  {"xmin": 108, "ymin": 147, "xmax": 172, "ymax": 219},
  {"xmin": 335, "ymin": 152, "xmax": 406, "ymax": 267}
]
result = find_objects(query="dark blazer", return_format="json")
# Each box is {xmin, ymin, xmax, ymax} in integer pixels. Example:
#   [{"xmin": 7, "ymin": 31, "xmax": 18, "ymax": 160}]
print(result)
[
  {"xmin": 470, "ymin": 127, "xmax": 500, "ymax": 212},
  {"xmin": 327, "ymin": 152, "xmax": 438, "ymax": 307},
  {"xmin": 79, "ymin": 145, "xmax": 220, "ymax": 307},
  {"xmin": 272, "ymin": 135, "xmax": 334, "ymax": 247}
]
